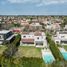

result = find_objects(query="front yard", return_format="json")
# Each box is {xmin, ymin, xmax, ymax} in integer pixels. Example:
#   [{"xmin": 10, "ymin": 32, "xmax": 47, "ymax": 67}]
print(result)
[{"xmin": 14, "ymin": 46, "xmax": 42, "ymax": 58}]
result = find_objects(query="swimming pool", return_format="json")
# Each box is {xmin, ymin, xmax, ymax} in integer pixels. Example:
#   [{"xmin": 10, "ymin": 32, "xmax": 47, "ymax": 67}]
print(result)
[
  {"xmin": 61, "ymin": 52, "xmax": 67, "ymax": 60},
  {"xmin": 43, "ymin": 54, "xmax": 55, "ymax": 64}
]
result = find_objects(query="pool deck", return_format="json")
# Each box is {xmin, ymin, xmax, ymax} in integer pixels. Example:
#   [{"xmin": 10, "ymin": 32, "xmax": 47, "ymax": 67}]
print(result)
[
  {"xmin": 41, "ymin": 48, "xmax": 55, "ymax": 63},
  {"xmin": 42, "ymin": 48, "xmax": 54, "ymax": 56}
]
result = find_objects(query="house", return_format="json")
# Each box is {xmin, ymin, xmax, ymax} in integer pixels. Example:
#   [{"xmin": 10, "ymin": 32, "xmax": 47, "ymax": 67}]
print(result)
[
  {"xmin": 52, "ymin": 23, "xmax": 61, "ymax": 31},
  {"xmin": 64, "ymin": 25, "xmax": 67, "ymax": 30},
  {"xmin": 34, "ymin": 32, "xmax": 47, "ymax": 47},
  {"xmin": 52, "ymin": 30, "xmax": 67, "ymax": 45},
  {"xmin": 12, "ymin": 27, "xmax": 22, "ymax": 34},
  {"xmin": 20, "ymin": 32, "xmax": 47, "ymax": 48},
  {"xmin": 29, "ymin": 23, "xmax": 42, "ymax": 31},
  {"xmin": 20, "ymin": 19, "xmax": 29, "ymax": 26},
  {"xmin": 20, "ymin": 32, "xmax": 34, "ymax": 46},
  {"xmin": 0, "ymin": 30, "xmax": 15, "ymax": 45}
]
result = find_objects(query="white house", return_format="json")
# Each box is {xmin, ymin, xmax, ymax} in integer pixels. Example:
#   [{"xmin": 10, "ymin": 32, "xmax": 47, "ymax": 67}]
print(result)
[
  {"xmin": 0, "ymin": 30, "xmax": 15, "ymax": 45},
  {"xmin": 20, "ymin": 32, "xmax": 34, "ymax": 46},
  {"xmin": 64, "ymin": 25, "xmax": 67, "ymax": 30},
  {"xmin": 53, "ymin": 30, "xmax": 67, "ymax": 45},
  {"xmin": 34, "ymin": 32, "xmax": 47, "ymax": 47},
  {"xmin": 44, "ymin": 20, "xmax": 53, "ymax": 30},
  {"xmin": 20, "ymin": 32, "xmax": 47, "ymax": 48}
]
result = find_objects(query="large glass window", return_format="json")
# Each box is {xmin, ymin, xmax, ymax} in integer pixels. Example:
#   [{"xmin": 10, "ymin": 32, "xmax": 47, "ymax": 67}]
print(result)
[
  {"xmin": 61, "ymin": 41, "xmax": 67, "ymax": 44},
  {"xmin": 36, "ymin": 42, "xmax": 43, "ymax": 45},
  {"xmin": 5, "ymin": 31, "xmax": 13, "ymax": 39}
]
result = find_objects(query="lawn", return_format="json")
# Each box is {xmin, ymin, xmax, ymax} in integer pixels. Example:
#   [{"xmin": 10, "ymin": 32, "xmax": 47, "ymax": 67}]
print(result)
[
  {"xmin": 0, "ymin": 45, "xmax": 7, "ymax": 55},
  {"xmin": 63, "ymin": 45, "xmax": 67, "ymax": 51},
  {"xmin": 14, "ymin": 46, "xmax": 42, "ymax": 58}
]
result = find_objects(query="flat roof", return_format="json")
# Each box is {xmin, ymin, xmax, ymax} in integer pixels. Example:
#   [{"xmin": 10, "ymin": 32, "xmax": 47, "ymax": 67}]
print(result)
[{"xmin": 0, "ymin": 30, "xmax": 10, "ymax": 34}]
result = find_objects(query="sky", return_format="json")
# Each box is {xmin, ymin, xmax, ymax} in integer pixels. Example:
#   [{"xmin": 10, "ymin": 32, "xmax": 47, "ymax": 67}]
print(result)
[{"xmin": 0, "ymin": 0, "xmax": 67, "ymax": 15}]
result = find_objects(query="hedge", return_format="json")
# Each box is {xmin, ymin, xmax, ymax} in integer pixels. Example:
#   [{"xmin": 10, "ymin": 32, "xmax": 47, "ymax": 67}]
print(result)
[{"xmin": 46, "ymin": 33, "xmax": 64, "ymax": 61}]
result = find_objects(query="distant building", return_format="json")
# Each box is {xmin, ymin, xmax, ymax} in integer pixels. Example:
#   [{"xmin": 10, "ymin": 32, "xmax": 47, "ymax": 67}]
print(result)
[
  {"xmin": 0, "ymin": 30, "xmax": 15, "ymax": 45},
  {"xmin": 12, "ymin": 27, "xmax": 22, "ymax": 34},
  {"xmin": 29, "ymin": 23, "xmax": 42, "ymax": 31},
  {"xmin": 20, "ymin": 19, "xmax": 29, "ymax": 26},
  {"xmin": 64, "ymin": 25, "xmax": 67, "ymax": 30}
]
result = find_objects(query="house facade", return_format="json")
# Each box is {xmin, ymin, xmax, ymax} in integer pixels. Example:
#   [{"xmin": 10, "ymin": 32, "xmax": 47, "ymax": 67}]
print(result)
[
  {"xmin": 53, "ymin": 30, "xmax": 67, "ymax": 45},
  {"xmin": 20, "ymin": 32, "xmax": 47, "ymax": 48},
  {"xmin": 0, "ymin": 30, "xmax": 15, "ymax": 44}
]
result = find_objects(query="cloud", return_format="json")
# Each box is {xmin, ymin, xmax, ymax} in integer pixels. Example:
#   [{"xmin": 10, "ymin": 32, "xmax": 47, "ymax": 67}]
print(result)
[{"xmin": 7, "ymin": 0, "xmax": 67, "ymax": 5}]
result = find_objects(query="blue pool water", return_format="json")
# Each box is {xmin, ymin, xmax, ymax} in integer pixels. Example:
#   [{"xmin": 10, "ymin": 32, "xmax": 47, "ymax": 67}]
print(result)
[
  {"xmin": 43, "ymin": 54, "xmax": 54, "ymax": 64},
  {"xmin": 61, "ymin": 52, "xmax": 67, "ymax": 60}
]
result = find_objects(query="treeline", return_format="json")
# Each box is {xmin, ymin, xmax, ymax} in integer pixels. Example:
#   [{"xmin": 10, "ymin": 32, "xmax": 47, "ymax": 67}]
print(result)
[{"xmin": 46, "ymin": 33, "xmax": 64, "ymax": 61}]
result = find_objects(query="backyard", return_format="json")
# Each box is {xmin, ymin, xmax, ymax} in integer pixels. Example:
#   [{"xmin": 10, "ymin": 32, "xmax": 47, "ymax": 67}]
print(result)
[
  {"xmin": 14, "ymin": 46, "xmax": 42, "ymax": 58},
  {"xmin": 0, "ymin": 45, "xmax": 7, "ymax": 55},
  {"xmin": 63, "ymin": 45, "xmax": 67, "ymax": 51}
]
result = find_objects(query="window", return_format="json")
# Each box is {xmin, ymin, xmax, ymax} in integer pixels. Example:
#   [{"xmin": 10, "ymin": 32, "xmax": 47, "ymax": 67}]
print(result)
[
  {"xmin": 23, "ymin": 36, "xmax": 26, "ymax": 38},
  {"xmin": 37, "ymin": 37, "xmax": 39, "ymax": 39},
  {"xmin": 61, "ymin": 36, "xmax": 64, "ymax": 38},
  {"xmin": 56, "ymin": 41, "xmax": 59, "ymax": 44}
]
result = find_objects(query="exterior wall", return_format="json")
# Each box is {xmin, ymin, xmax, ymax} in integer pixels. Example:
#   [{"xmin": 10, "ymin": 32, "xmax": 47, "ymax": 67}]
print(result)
[
  {"xmin": 34, "ymin": 36, "xmax": 44, "ymax": 42},
  {"xmin": 21, "ymin": 34, "xmax": 34, "ymax": 39},
  {"xmin": 56, "ymin": 31, "xmax": 67, "ymax": 39}
]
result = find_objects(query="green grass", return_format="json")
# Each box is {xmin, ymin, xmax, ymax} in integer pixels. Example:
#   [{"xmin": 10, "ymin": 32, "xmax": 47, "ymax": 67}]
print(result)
[
  {"xmin": 14, "ymin": 46, "xmax": 42, "ymax": 58},
  {"xmin": 0, "ymin": 45, "xmax": 7, "ymax": 55},
  {"xmin": 63, "ymin": 45, "xmax": 67, "ymax": 51}
]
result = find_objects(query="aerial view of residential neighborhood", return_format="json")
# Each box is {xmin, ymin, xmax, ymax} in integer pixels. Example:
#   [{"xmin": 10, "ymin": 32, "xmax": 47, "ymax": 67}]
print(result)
[
  {"xmin": 0, "ymin": 16, "xmax": 67, "ymax": 67},
  {"xmin": 0, "ymin": 0, "xmax": 67, "ymax": 67}
]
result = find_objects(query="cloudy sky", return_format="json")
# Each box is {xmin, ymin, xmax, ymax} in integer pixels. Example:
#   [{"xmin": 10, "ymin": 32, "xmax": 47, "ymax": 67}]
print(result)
[{"xmin": 0, "ymin": 0, "xmax": 67, "ymax": 15}]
